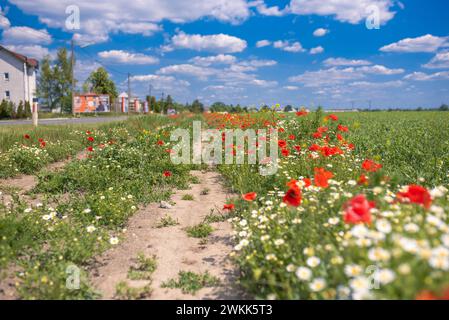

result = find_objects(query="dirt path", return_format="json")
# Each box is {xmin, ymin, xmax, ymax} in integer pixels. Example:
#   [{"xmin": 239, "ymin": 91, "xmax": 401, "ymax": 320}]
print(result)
[{"xmin": 90, "ymin": 170, "xmax": 245, "ymax": 300}]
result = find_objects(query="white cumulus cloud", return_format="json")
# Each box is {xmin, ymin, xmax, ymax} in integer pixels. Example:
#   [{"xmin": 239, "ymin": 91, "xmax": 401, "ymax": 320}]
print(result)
[
  {"xmin": 190, "ymin": 54, "xmax": 237, "ymax": 66},
  {"xmin": 323, "ymin": 57, "xmax": 372, "ymax": 67},
  {"xmin": 313, "ymin": 28, "xmax": 329, "ymax": 37},
  {"xmin": 273, "ymin": 40, "xmax": 305, "ymax": 53},
  {"xmin": 98, "ymin": 50, "xmax": 159, "ymax": 65},
  {"xmin": 2, "ymin": 26, "xmax": 52, "ymax": 45},
  {"xmin": 310, "ymin": 46, "xmax": 324, "ymax": 54},
  {"xmin": 380, "ymin": 34, "xmax": 449, "ymax": 53},
  {"xmin": 256, "ymin": 40, "xmax": 271, "ymax": 48},
  {"xmin": 289, "ymin": 0, "xmax": 396, "ymax": 24},
  {"xmin": 404, "ymin": 71, "xmax": 449, "ymax": 81},
  {"xmin": 165, "ymin": 32, "xmax": 247, "ymax": 53},
  {"xmin": 8, "ymin": 0, "xmax": 250, "ymax": 44},
  {"xmin": 423, "ymin": 52, "xmax": 449, "ymax": 69}
]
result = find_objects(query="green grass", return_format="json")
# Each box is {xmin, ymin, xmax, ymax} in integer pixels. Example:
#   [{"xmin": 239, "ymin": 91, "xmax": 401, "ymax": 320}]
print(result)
[
  {"xmin": 185, "ymin": 223, "xmax": 214, "ymax": 238},
  {"xmin": 115, "ymin": 281, "xmax": 152, "ymax": 300},
  {"xmin": 181, "ymin": 194, "xmax": 195, "ymax": 201},
  {"xmin": 154, "ymin": 215, "xmax": 179, "ymax": 228},
  {"xmin": 161, "ymin": 271, "xmax": 220, "ymax": 294},
  {"xmin": 323, "ymin": 111, "xmax": 449, "ymax": 186},
  {"xmin": 127, "ymin": 253, "xmax": 157, "ymax": 280}
]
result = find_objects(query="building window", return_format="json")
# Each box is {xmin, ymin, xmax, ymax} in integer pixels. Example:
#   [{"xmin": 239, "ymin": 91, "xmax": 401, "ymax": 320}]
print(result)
[
  {"xmin": 4, "ymin": 73, "xmax": 9, "ymax": 81},
  {"xmin": 5, "ymin": 91, "xmax": 10, "ymax": 100}
]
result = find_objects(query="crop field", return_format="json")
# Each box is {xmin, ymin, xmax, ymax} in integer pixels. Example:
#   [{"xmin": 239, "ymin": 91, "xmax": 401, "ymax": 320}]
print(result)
[{"xmin": 0, "ymin": 111, "xmax": 448, "ymax": 300}]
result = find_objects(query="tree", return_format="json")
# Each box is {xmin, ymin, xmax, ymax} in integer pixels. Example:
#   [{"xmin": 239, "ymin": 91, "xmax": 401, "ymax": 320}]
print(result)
[
  {"xmin": 37, "ymin": 56, "xmax": 57, "ymax": 111},
  {"xmin": 25, "ymin": 101, "xmax": 32, "ymax": 118},
  {"xmin": 37, "ymin": 48, "xmax": 74, "ymax": 113},
  {"xmin": 210, "ymin": 101, "xmax": 226, "ymax": 112},
  {"xmin": 0, "ymin": 100, "xmax": 8, "ymax": 119},
  {"xmin": 54, "ymin": 48, "xmax": 74, "ymax": 113},
  {"xmin": 16, "ymin": 101, "xmax": 25, "ymax": 119},
  {"xmin": 260, "ymin": 105, "xmax": 270, "ymax": 112},
  {"xmin": 439, "ymin": 104, "xmax": 449, "ymax": 111},
  {"xmin": 84, "ymin": 67, "xmax": 118, "ymax": 103},
  {"xmin": 189, "ymin": 99, "xmax": 204, "ymax": 113},
  {"xmin": 165, "ymin": 95, "xmax": 174, "ymax": 113},
  {"xmin": 284, "ymin": 105, "xmax": 293, "ymax": 112}
]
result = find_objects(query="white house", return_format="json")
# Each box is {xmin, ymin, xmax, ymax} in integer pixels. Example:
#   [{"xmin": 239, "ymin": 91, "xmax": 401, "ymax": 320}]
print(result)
[{"xmin": 0, "ymin": 45, "xmax": 38, "ymax": 105}]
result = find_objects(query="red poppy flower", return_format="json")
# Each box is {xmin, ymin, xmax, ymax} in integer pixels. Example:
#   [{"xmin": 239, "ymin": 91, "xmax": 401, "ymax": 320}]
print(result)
[
  {"xmin": 336, "ymin": 133, "xmax": 343, "ymax": 141},
  {"xmin": 312, "ymin": 132, "xmax": 322, "ymax": 139},
  {"xmin": 416, "ymin": 291, "xmax": 438, "ymax": 300},
  {"xmin": 326, "ymin": 114, "xmax": 338, "ymax": 121},
  {"xmin": 317, "ymin": 126, "xmax": 328, "ymax": 133},
  {"xmin": 281, "ymin": 148, "xmax": 290, "ymax": 157},
  {"xmin": 397, "ymin": 185, "xmax": 432, "ymax": 209},
  {"xmin": 86, "ymin": 130, "xmax": 92, "ymax": 135},
  {"xmin": 303, "ymin": 178, "xmax": 312, "ymax": 188},
  {"xmin": 157, "ymin": 140, "xmax": 164, "ymax": 146},
  {"xmin": 337, "ymin": 124, "xmax": 349, "ymax": 132},
  {"xmin": 24, "ymin": 134, "xmax": 30, "ymax": 139},
  {"xmin": 278, "ymin": 140, "xmax": 287, "ymax": 148},
  {"xmin": 283, "ymin": 186, "xmax": 302, "ymax": 207},
  {"xmin": 242, "ymin": 192, "xmax": 257, "ymax": 201},
  {"xmin": 223, "ymin": 203, "xmax": 235, "ymax": 211},
  {"xmin": 288, "ymin": 134, "xmax": 296, "ymax": 140},
  {"xmin": 278, "ymin": 127, "xmax": 285, "ymax": 133},
  {"xmin": 286, "ymin": 179, "xmax": 298, "ymax": 189},
  {"xmin": 38, "ymin": 138, "xmax": 44, "ymax": 143},
  {"xmin": 314, "ymin": 167, "xmax": 334, "ymax": 188},
  {"xmin": 294, "ymin": 145, "xmax": 301, "ymax": 152},
  {"xmin": 343, "ymin": 194, "xmax": 375, "ymax": 225},
  {"xmin": 296, "ymin": 110, "xmax": 308, "ymax": 116},
  {"xmin": 309, "ymin": 144, "xmax": 321, "ymax": 152},
  {"xmin": 87, "ymin": 146, "xmax": 93, "ymax": 152},
  {"xmin": 163, "ymin": 170, "xmax": 172, "ymax": 177},
  {"xmin": 87, "ymin": 136, "xmax": 95, "ymax": 142},
  {"xmin": 358, "ymin": 174, "xmax": 368, "ymax": 185},
  {"xmin": 362, "ymin": 159, "xmax": 383, "ymax": 172}
]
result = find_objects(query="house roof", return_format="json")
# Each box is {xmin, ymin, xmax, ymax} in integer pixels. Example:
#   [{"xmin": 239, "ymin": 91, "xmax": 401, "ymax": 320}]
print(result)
[{"xmin": 0, "ymin": 44, "xmax": 39, "ymax": 68}]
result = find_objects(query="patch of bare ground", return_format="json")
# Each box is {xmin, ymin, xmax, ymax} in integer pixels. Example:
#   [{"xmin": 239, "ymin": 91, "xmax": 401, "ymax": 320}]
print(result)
[{"xmin": 90, "ymin": 170, "xmax": 247, "ymax": 300}]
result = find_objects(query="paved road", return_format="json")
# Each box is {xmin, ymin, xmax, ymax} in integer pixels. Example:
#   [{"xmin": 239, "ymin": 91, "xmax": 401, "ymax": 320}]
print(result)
[{"xmin": 0, "ymin": 116, "xmax": 129, "ymax": 126}]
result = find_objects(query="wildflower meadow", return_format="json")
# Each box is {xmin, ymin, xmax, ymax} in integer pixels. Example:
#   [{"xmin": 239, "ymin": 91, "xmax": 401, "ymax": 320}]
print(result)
[{"xmin": 0, "ymin": 110, "xmax": 448, "ymax": 301}]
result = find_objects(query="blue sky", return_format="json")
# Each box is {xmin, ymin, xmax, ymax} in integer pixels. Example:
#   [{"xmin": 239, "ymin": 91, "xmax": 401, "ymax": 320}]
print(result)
[{"xmin": 0, "ymin": 0, "xmax": 448, "ymax": 109}]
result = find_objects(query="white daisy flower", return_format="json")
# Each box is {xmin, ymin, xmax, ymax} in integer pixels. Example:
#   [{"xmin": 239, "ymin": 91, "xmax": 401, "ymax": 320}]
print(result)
[
  {"xmin": 295, "ymin": 267, "xmax": 312, "ymax": 281},
  {"xmin": 306, "ymin": 256, "xmax": 321, "ymax": 268},
  {"xmin": 309, "ymin": 278, "xmax": 326, "ymax": 292}
]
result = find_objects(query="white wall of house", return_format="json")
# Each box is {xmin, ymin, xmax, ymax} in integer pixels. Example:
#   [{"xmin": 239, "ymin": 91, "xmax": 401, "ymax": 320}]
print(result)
[{"xmin": 0, "ymin": 49, "xmax": 37, "ymax": 106}]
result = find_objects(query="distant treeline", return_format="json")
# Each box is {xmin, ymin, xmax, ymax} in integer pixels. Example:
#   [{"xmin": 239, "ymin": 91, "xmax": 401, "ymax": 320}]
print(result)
[{"xmin": 359, "ymin": 104, "xmax": 449, "ymax": 112}]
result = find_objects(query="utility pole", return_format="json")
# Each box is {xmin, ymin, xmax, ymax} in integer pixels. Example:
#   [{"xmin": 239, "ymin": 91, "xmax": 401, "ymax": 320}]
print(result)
[
  {"xmin": 368, "ymin": 100, "xmax": 372, "ymax": 110},
  {"xmin": 127, "ymin": 73, "xmax": 131, "ymax": 115},
  {"xmin": 71, "ymin": 39, "xmax": 76, "ymax": 116}
]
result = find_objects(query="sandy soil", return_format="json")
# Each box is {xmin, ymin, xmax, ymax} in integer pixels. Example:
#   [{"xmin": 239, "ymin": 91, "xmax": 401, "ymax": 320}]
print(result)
[{"xmin": 90, "ymin": 170, "xmax": 246, "ymax": 300}]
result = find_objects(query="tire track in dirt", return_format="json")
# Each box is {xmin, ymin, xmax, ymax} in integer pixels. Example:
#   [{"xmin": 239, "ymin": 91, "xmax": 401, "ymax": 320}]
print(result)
[{"xmin": 90, "ymin": 170, "xmax": 246, "ymax": 300}]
